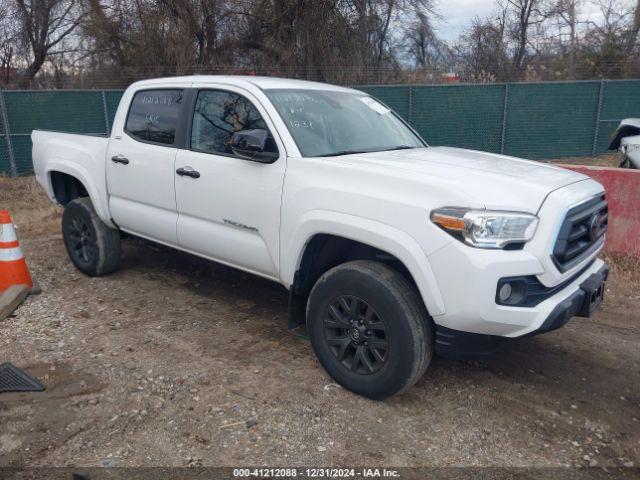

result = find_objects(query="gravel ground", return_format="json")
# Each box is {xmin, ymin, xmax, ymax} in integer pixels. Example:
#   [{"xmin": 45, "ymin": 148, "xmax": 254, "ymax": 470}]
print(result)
[{"xmin": 0, "ymin": 177, "xmax": 639, "ymax": 469}]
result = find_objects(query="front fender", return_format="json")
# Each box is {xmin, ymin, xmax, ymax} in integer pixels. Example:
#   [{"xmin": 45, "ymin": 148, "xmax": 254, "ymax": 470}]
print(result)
[{"xmin": 282, "ymin": 210, "xmax": 445, "ymax": 316}]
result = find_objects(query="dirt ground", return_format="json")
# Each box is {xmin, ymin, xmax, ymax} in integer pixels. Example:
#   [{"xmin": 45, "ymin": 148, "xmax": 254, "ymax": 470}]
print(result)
[
  {"xmin": 0, "ymin": 176, "xmax": 639, "ymax": 469},
  {"xmin": 545, "ymin": 153, "xmax": 621, "ymax": 168}
]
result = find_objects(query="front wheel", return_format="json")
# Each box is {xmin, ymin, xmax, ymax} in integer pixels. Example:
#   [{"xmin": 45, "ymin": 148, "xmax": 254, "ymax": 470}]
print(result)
[
  {"xmin": 62, "ymin": 197, "xmax": 121, "ymax": 276},
  {"xmin": 306, "ymin": 260, "xmax": 433, "ymax": 399}
]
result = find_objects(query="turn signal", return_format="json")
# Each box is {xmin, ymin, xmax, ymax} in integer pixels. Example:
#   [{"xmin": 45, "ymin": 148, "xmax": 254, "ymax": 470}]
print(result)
[{"xmin": 430, "ymin": 212, "xmax": 466, "ymax": 231}]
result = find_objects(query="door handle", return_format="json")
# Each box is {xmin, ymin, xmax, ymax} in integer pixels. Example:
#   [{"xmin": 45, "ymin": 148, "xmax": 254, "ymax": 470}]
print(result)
[
  {"xmin": 111, "ymin": 155, "xmax": 129, "ymax": 165},
  {"xmin": 176, "ymin": 167, "xmax": 201, "ymax": 179}
]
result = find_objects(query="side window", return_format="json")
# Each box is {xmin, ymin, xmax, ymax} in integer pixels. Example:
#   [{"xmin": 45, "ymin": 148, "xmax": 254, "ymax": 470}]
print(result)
[
  {"xmin": 191, "ymin": 90, "xmax": 278, "ymax": 156},
  {"xmin": 125, "ymin": 89, "xmax": 184, "ymax": 145}
]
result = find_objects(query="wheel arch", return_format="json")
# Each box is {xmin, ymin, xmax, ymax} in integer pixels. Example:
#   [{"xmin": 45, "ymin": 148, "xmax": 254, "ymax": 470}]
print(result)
[
  {"xmin": 284, "ymin": 211, "xmax": 445, "ymax": 328},
  {"xmin": 609, "ymin": 124, "xmax": 640, "ymax": 150},
  {"xmin": 45, "ymin": 162, "xmax": 115, "ymax": 228},
  {"xmin": 50, "ymin": 171, "xmax": 89, "ymax": 206}
]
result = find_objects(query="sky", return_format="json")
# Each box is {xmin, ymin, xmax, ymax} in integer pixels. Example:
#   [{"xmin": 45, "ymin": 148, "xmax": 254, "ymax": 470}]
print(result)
[
  {"xmin": 432, "ymin": 0, "xmax": 497, "ymax": 42},
  {"xmin": 431, "ymin": 0, "xmax": 634, "ymax": 43}
]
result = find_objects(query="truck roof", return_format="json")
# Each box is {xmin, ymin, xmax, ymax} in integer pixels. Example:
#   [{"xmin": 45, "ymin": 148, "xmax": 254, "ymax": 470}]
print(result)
[{"xmin": 131, "ymin": 75, "xmax": 358, "ymax": 92}]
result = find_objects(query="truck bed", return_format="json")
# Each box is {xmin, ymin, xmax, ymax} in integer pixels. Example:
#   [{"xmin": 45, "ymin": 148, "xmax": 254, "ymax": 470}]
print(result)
[{"xmin": 31, "ymin": 129, "xmax": 111, "ymax": 214}]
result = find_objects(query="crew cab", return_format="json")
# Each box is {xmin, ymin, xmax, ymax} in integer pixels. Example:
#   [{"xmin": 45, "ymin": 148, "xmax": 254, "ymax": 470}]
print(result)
[{"xmin": 32, "ymin": 76, "xmax": 609, "ymax": 399}]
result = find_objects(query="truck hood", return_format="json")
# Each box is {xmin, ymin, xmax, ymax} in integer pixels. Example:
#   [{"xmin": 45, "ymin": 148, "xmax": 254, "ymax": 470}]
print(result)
[{"xmin": 328, "ymin": 146, "xmax": 589, "ymax": 213}]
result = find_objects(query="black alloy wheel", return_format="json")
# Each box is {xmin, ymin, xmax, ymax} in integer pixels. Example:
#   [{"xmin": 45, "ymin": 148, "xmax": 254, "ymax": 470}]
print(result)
[
  {"xmin": 324, "ymin": 295, "xmax": 389, "ymax": 375},
  {"xmin": 67, "ymin": 216, "xmax": 96, "ymax": 266},
  {"xmin": 307, "ymin": 260, "xmax": 433, "ymax": 399},
  {"xmin": 62, "ymin": 197, "xmax": 121, "ymax": 276}
]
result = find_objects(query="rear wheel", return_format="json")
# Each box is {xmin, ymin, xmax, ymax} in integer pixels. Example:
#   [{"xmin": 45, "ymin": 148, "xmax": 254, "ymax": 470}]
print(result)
[
  {"xmin": 307, "ymin": 260, "xmax": 432, "ymax": 399},
  {"xmin": 62, "ymin": 197, "xmax": 121, "ymax": 276}
]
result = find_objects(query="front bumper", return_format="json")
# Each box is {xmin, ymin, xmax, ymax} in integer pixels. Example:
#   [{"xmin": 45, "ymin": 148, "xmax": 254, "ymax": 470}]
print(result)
[
  {"xmin": 434, "ymin": 262, "xmax": 609, "ymax": 359},
  {"xmin": 428, "ymin": 232, "xmax": 607, "ymax": 337}
]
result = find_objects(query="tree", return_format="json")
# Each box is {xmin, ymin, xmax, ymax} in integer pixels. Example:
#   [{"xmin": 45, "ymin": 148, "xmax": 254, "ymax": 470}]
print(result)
[
  {"xmin": 626, "ymin": 0, "xmax": 640, "ymax": 54},
  {"xmin": 14, "ymin": 0, "xmax": 86, "ymax": 84},
  {"xmin": 405, "ymin": 8, "xmax": 449, "ymax": 72},
  {"xmin": 0, "ymin": 2, "xmax": 18, "ymax": 84},
  {"xmin": 3, "ymin": 0, "xmax": 638, "ymax": 87},
  {"xmin": 579, "ymin": 0, "xmax": 637, "ymax": 78},
  {"xmin": 455, "ymin": 10, "xmax": 510, "ymax": 81},
  {"xmin": 502, "ymin": 0, "xmax": 558, "ymax": 76}
]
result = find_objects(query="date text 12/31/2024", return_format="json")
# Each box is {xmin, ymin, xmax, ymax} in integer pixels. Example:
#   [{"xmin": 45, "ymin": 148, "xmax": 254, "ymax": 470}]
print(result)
[{"xmin": 233, "ymin": 468, "xmax": 401, "ymax": 478}]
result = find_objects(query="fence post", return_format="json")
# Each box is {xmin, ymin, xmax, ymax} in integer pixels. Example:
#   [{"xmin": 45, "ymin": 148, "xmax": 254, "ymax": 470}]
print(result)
[
  {"xmin": 500, "ymin": 83, "xmax": 509, "ymax": 155},
  {"xmin": 101, "ymin": 90, "xmax": 111, "ymax": 136},
  {"xmin": 407, "ymin": 86, "xmax": 413, "ymax": 125},
  {"xmin": 0, "ymin": 90, "xmax": 17, "ymax": 177},
  {"xmin": 592, "ymin": 79, "xmax": 605, "ymax": 157}
]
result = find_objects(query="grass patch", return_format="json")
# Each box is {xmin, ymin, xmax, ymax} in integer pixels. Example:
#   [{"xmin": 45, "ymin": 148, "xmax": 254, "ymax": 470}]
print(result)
[
  {"xmin": 0, "ymin": 174, "xmax": 61, "ymax": 237},
  {"xmin": 602, "ymin": 252, "xmax": 640, "ymax": 284}
]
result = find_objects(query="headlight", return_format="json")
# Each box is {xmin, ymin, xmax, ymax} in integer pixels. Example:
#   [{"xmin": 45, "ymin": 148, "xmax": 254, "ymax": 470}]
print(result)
[{"xmin": 430, "ymin": 207, "xmax": 539, "ymax": 249}]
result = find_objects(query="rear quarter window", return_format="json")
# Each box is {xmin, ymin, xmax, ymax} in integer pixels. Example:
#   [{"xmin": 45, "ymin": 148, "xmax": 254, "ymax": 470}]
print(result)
[{"xmin": 125, "ymin": 89, "xmax": 184, "ymax": 145}]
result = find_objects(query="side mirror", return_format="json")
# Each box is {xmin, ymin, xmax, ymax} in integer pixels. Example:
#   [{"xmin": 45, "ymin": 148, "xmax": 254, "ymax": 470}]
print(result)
[{"xmin": 230, "ymin": 129, "xmax": 278, "ymax": 163}]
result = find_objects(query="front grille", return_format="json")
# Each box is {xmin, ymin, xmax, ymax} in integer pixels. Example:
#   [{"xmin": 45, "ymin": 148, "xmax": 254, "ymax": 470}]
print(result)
[{"xmin": 552, "ymin": 194, "xmax": 608, "ymax": 272}]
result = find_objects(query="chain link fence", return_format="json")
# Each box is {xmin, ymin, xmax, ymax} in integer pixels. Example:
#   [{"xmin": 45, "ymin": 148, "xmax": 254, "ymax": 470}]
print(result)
[{"xmin": 1, "ymin": 79, "xmax": 639, "ymax": 175}]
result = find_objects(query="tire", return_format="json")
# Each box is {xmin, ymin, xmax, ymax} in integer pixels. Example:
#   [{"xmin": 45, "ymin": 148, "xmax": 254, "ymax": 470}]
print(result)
[
  {"xmin": 619, "ymin": 155, "xmax": 632, "ymax": 168},
  {"xmin": 61, "ymin": 197, "xmax": 121, "ymax": 276},
  {"xmin": 306, "ymin": 260, "xmax": 432, "ymax": 399}
]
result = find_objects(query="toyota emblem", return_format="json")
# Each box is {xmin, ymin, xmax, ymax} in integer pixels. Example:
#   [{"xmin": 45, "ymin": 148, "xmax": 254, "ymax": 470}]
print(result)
[{"xmin": 589, "ymin": 212, "xmax": 604, "ymax": 241}]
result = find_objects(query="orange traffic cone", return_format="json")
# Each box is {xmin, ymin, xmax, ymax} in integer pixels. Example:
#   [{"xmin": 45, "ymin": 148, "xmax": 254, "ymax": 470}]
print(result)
[{"xmin": 0, "ymin": 210, "xmax": 34, "ymax": 292}]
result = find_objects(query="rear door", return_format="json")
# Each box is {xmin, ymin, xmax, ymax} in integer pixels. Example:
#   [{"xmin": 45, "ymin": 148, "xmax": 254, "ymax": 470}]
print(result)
[
  {"xmin": 106, "ymin": 87, "xmax": 188, "ymax": 245},
  {"xmin": 174, "ymin": 86, "xmax": 286, "ymax": 278}
]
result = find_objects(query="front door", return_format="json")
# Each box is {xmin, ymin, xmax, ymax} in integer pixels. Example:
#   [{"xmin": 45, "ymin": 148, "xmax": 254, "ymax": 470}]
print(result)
[
  {"xmin": 174, "ymin": 87, "xmax": 286, "ymax": 278},
  {"xmin": 106, "ymin": 87, "xmax": 186, "ymax": 245}
]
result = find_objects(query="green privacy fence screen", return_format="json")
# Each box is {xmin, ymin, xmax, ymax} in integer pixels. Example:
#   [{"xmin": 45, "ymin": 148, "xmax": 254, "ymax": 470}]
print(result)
[
  {"xmin": 0, "ymin": 90, "xmax": 122, "ymax": 175},
  {"xmin": 1, "ymin": 80, "xmax": 639, "ymax": 175},
  {"xmin": 362, "ymin": 80, "xmax": 640, "ymax": 160}
]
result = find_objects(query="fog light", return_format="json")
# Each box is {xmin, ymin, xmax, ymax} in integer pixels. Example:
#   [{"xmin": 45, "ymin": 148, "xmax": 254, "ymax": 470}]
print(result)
[
  {"xmin": 496, "ymin": 278, "xmax": 528, "ymax": 306},
  {"xmin": 499, "ymin": 283, "xmax": 513, "ymax": 302}
]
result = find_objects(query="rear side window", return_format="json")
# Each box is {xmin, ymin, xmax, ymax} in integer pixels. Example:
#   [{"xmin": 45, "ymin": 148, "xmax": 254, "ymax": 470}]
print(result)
[{"xmin": 125, "ymin": 89, "xmax": 184, "ymax": 145}]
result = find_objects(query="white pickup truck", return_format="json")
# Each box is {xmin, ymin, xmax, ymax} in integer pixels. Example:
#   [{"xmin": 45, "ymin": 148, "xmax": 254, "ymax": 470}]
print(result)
[{"xmin": 32, "ymin": 76, "xmax": 609, "ymax": 399}]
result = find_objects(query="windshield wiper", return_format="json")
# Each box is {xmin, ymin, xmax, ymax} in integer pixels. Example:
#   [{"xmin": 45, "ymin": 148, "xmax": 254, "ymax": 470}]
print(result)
[
  {"xmin": 316, "ymin": 149, "xmax": 371, "ymax": 157},
  {"xmin": 378, "ymin": 145, "xmax": 418, "ymax": 152},
  {"xmin": 317, "ymin": 146, "xmax": 420, "ymax": 157}
]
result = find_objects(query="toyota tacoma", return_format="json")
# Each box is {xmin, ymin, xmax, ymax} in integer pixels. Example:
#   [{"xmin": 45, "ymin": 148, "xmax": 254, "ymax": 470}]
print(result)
[{"xmin": 32, "ymin": 76, "xmax": 609, "ymax": 399}]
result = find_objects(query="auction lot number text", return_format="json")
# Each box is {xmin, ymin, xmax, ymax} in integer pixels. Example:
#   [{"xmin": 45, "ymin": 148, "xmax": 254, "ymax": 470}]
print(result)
[{"xmin": 233, "ymin": 468, "xmax": 401, "ymax": 478}]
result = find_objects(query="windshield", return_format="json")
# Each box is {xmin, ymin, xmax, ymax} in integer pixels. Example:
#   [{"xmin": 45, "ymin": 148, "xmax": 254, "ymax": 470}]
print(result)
[{"xmin": 264, "ymin": 89, "xmax": 425, "ymax": 157}]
